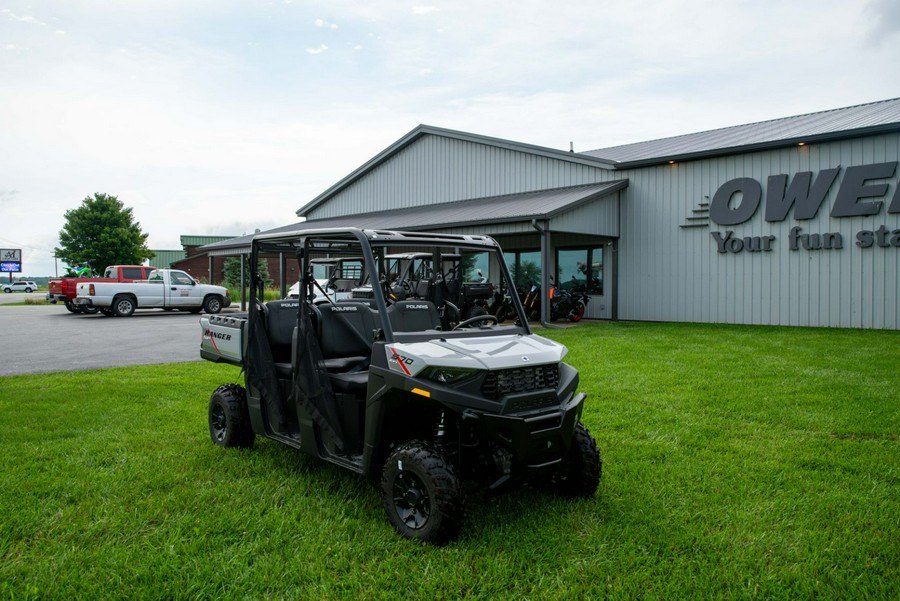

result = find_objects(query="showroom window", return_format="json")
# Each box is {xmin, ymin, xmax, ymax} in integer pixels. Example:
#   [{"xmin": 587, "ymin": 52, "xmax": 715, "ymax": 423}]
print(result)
[
  {"xmin": 556, "ymin": 246, "xmax": 603, "ymax": 295},
  {"xmin": 503, "ymin": 250, "xmax": 541, "ymax": 292}
]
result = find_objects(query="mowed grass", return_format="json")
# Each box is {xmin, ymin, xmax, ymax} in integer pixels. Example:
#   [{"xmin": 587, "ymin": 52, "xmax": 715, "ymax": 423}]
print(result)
[{"xmin": 0, "ymin": 322, "xmax": 897, "ymax": 599}]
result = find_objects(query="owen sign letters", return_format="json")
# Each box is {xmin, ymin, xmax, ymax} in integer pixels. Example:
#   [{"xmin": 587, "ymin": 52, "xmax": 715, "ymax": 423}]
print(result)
[{"xmin": 707, "ymin": 162, "xmax": 900, "ymax": 253}]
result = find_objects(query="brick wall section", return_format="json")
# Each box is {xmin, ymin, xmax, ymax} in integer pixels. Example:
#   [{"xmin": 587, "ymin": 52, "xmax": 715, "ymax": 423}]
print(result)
[{"xmin": 171, "ymin": 253, "xmax": 294, "ymax": 290}]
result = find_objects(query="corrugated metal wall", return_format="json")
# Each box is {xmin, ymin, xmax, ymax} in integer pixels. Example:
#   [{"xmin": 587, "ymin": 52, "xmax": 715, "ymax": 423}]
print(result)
[
  {"xmin": 307, "ymin": 135, "xmax": 611, "ymax": 219},
  {"xmin": 615, "ymin": 134, "xmax": 900, "ymax": 329},
  {"xmin": 303, "ymin": 127, "xmax": 897, "ymax": 329}
]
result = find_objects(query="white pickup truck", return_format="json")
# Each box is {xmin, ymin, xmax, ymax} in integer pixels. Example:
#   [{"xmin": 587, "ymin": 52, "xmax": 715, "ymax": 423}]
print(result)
[{"xmin": 74, "ymin": 269, "xmax": 230, "ymax": 317}]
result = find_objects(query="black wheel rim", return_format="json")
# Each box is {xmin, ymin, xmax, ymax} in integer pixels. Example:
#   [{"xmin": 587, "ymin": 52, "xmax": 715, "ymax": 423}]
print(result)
[
  {"xmin": 392, "ymin": 470, "xmax": 431, "ymax": 529},
  {"xmin": 210, "ymin": 403, "xmax": 227, "ymax": 441}
]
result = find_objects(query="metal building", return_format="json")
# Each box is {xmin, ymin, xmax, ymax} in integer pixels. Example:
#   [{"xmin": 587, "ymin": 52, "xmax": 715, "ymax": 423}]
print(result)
[{"xmin": 205, "ymin": 98, "xmax": 900, "ymax": 329}]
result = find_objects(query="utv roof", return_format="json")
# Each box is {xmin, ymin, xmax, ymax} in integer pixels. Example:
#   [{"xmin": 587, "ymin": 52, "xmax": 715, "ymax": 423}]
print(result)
[{"xmin": 252, "ymin": 227, "xmax": 502, "ymax": 249}]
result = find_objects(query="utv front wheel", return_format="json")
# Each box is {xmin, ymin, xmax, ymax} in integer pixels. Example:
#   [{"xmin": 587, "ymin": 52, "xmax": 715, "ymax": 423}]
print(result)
[
  {"xmin": 381, "ymin": 441, "xmax": 464, "ymax": 545},
  {"xmin": 552, "ymin": 422, "xmax": 601, "ymax": 497},
  {"xmin": 208, "ymin": 384, "xmax": 255, "ymax": 448}
]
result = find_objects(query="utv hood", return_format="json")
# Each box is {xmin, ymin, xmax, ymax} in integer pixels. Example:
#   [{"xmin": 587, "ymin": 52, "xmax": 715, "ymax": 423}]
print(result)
[{"xmin": 386, "ymin": 334, "xmax": 567, "ymax": 376}]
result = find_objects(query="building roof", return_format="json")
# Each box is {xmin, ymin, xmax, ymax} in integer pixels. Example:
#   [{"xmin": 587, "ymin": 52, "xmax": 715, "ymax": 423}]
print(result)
[
  {"xmin": 583, "ymin": 98, "xmax": 900, "ymax": 167},
  {"xmin": 180, "ymin": 235, "xmax": 238, "ymax": 247},
  {"xmin": 148, "ymin": 250, "xmax": 186, "ymax": 268},
  {"xmin": 203, "ymin": 181, "xmax": 627, "ymax": 256},
  {"xmin": 296, "ymin": 124, "xmax": 617, "ymax": 217}
]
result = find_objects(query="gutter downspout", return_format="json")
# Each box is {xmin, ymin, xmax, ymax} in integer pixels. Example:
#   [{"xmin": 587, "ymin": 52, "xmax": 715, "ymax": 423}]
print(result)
[{"xmin": 531, "ymin": 219, "xmax": 561, "ymax": 329}]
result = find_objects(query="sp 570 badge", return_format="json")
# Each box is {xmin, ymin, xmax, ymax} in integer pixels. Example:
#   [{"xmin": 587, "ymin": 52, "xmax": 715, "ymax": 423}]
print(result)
[{"xmin": 387, "ymin": 346, "xmax": 415, "ymax": 376}]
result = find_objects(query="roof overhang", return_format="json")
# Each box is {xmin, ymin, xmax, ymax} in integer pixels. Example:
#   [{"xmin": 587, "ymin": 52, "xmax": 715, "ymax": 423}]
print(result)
[{"xmin": 202, "ymin": 180, "xmax": 628, "ymax": 257}]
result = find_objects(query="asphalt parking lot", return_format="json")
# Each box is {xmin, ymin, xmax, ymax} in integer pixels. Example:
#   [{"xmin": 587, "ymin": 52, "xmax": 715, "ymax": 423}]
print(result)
[{"xmin": 0, "ymin": 301, "xmax": 233, "ymax": 376}]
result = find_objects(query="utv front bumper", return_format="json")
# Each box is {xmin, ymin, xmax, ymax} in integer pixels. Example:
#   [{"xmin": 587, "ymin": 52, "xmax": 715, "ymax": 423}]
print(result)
[{"xmin": 462, "ymin": 390, "xmax": 586, "ymax": 480}]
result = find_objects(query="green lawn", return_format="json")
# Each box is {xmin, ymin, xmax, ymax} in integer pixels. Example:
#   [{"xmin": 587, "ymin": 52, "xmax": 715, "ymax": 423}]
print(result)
[{"xmin": 1, "ymin": 322, "xmax": 897, "ymax": 599}]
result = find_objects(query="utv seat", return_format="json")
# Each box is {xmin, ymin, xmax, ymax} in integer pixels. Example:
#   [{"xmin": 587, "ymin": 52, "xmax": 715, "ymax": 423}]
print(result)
[
  {"xmin": 265, "ymin": 299, "xmax": 301, "ymax": 377},
  {"xmin": 387, "ymin": 299, "xmax": 442, "ymax": 333},
  {"xmin": 314, "ymin": 301, "xmax": 378, "ymax": 391},
  {"xmin": 414, "ymin": 279, "xmax": 432, "ymax": 300}
]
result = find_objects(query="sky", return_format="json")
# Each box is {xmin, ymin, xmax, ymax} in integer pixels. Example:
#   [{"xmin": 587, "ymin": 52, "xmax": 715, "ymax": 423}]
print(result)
[{"xmin": 2, "ymin": 0, "xmax": 899, "ymax": 277}]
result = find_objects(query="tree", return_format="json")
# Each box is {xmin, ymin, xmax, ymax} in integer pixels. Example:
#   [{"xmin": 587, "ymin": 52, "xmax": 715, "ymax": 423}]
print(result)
[
  {"xmin": 222, "ymin": 256, "xmax": 272, "ymax": 290},
  {"xmin": 512, "ymin": 259, "xmax": 541, "ymax": 291},
  {"xmin": 55, "ymin": 193, "xmax": 154, "ymax": 272}
]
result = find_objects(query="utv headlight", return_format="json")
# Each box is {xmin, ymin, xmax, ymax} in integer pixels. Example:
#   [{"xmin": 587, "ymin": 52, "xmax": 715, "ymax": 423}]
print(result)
[{"xmin": 422, "ymin": 366, "xmax": 480, "ymax": 384}]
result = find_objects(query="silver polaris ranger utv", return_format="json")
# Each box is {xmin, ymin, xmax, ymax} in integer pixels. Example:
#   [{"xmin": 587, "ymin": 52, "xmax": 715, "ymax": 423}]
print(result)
[{"xmin": 201, "ymin": 228, "xmax": 600, "ymax": 545}]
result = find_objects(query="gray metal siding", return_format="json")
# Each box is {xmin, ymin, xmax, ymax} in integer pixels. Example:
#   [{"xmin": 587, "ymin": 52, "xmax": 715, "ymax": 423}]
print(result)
[
  {"xmin": 550, "ymin": 192, "xmax": 621, "ymax": 237},
  {"xmin": 615, "ymin": 134, "xmax": 900, "ymax": 329},
  {"xmin": 307, "ymin": 135, "xmax": 611, "ymax": 220}
]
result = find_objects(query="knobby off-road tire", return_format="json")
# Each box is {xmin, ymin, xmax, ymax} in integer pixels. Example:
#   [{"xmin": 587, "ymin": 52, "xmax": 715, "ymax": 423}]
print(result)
[
  {"xmin": 113, "ymin": 295, "xmax": 135, "ymax": 317},
  {"xmin": 381, "ymin": 441, "xmax": 465, "ymax": 545},
  {"xmin": 208, "ymin": 384, "xmax": 255, "ymax": 448},
  {"xmin": 551, "ymin": 422, "xmax": 601, "ymax": 497},
  {"xmin": 64, "ymin": 301, "xmax": 77, "ymax": 313},
  {"xmin": 100, "ymin": 307, "xmax": 116, "ymax": 317}
]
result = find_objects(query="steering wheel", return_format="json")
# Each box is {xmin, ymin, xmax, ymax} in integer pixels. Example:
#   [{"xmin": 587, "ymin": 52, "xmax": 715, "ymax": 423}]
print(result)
[{"xmin": 452, "ymin": 314, "xmax": 498, "ymax": 330}]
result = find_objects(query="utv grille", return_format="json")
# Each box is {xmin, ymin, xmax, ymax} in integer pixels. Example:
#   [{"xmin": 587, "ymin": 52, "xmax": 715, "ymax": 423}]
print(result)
[{"xmin": 481, "ymin": 364, "xmax": 560, "ymax": 399}]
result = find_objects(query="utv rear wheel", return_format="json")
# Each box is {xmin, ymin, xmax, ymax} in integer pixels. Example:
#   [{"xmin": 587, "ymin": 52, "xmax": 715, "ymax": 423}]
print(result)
[
  {"xmin": 381, "ymin": 441, "xmax": 464, "ymax": 545},
  {"xmin": 64, "ymin": 301, "xmax": 77, "ymax": 313},
  {"xmin": 208, "ymin": 384, "xmax": 255, "ymax": 448},
  {"xmin": 552, "ymin": 422, "xmax": 601, "ymax": 497}
]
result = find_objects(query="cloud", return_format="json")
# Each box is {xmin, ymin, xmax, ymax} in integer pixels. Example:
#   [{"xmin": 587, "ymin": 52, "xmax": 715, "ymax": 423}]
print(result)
[
  {"xmin": 0, "ymin": 189, "xmax": 18, "ymax": 208},
  {"xmin": 412, "ymin": 6, "xmax": 439, "ymax": 15},
  {"xmin": 306, "ymin": 44, "xmax": 329, "ymax": 54},
  {"xmin": 866, "ymin": 0, "xmax": 900, "ymax": 41},
  {"xmin": 315, "ymin": 18, "xmax": 338, "ymax": 29},
  {"xmin": 0, "ymin": 9, "xmax": 45, "ymax": 25}
]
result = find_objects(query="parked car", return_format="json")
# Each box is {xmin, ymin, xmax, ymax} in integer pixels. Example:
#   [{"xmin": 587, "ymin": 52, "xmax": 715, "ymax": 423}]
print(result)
[
  {"xmin": 47, "ymin": 265, "xmax": 155, "ymax": 314},
  {"xmin": 2, "ymin": 280, "xmax": 38, "ymax": 293},
  {"xmin": 74, "ymin": 269, "xmax": 230, "ymax": 316}
]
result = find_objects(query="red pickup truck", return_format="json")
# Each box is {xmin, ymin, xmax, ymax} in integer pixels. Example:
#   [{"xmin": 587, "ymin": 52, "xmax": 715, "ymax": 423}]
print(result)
[{"xmin": 47, "ymin": 265, "xmax": 156, "ymax": 314}]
